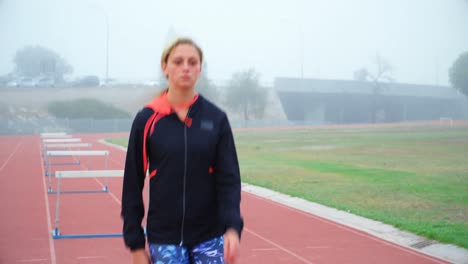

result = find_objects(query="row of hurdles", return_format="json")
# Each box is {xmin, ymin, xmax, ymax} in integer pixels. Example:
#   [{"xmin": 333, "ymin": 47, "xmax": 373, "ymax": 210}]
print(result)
[{"xmin": 40, "ymin": 132, "xmax": 125, "ymax": 240}]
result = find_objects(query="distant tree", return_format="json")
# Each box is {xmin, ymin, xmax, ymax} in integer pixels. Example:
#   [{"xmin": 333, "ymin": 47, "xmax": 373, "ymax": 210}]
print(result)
[
  {"xmin": 449, "ymin": 51, "xmax": 468, "ymax": 98},
  {"xmin": 13, "ymin": 45, "xmax": 72, "ymax": 81},
  {"xmin": 353, "ymin": 68, "xmax": 369, "ymax": 82},
  {"xmin": 225, "ymin": 68, "xmax": 267, "ymax": 120},
  {"xmin": 196, "ymin": 62, "xmax": 218, "ymax": 102},
  {"xmin": 356, "ymin": 54, "xmax": 394, "ymax": 123}
]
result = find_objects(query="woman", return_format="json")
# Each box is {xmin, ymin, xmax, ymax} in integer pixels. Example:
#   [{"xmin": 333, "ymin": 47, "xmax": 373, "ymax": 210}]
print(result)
[{"xmin": 121, "ymin": 37, "xmax": 243, "ymax": 264}]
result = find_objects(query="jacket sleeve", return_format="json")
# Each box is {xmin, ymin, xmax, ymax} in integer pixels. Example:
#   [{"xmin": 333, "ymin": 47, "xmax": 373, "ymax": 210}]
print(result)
[
  {"xmin": 121, "ymin": 110, "xmax": 148, "ymax": 251},
  {"xmin": 215, "ymin": 114, "xmax": 244, "ymax": 238}
]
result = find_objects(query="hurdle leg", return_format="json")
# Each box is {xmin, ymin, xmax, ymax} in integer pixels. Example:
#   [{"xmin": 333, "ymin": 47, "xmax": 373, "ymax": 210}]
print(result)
[
  {"xmin": 103, "ymin": 154, "xmax": 109, "ymax": 192},
  {"xmin": 46, "ymin": 155, "xmax": 53, "ymax": 193},
  {"xmin": 76, "ymin": 147, "xmax": 81, "ymax": 165},
  {"xmin": 52, "ymin": 175, "xmax": 62, "ymax": 238}
]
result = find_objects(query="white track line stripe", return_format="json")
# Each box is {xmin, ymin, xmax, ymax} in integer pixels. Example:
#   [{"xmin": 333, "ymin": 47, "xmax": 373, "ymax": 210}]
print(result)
[
  {"xmin": 245, "ymin": 192, "xmax": 448, "ymax": 264},
  {"xmin": 16, "ymin": 258, "xmax": 49, "ymax": 263},
  {"xmin": 93, "ymin": 178, "xmax": 121, "ymax": 205},
  {"xmin": 0, "ymin": 141, "xmax": 23, "ymax": 173},
  {"xmin": 89, "ymin": 178, "xmax": 315, "ymax": 264},
  {"xmin": 38, "ymin": 140, "xmax": 56, "ymax": 264},
  {"xmin": 244, "ymin": 227, "xmax": 314, "ymax": 264}
]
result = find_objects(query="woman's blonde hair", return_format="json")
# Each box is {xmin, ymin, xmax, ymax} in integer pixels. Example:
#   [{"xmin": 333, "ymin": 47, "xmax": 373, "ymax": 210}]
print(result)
[
  {"xmin": 156, "ymin": 37, "xmax": 203, "ymax": 95},
  {"xmin": 160, "ymin": 37, "xmax": 203, "ymax": 69}
]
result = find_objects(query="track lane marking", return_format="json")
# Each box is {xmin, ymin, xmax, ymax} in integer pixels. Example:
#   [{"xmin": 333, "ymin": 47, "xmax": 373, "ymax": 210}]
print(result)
[{"xmin": 38, "ymin": 139, "xmax": 57, "ymax": 264}]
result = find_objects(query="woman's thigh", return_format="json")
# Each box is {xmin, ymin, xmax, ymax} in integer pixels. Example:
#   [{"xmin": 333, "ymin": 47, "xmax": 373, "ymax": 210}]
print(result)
[
  {"xmin": 190, "ymin": 236, "xmax": 224, "ymax": 264},
  {"xmin": 149, "ymin": 244, "xmax": 189, "ymax": 264}
]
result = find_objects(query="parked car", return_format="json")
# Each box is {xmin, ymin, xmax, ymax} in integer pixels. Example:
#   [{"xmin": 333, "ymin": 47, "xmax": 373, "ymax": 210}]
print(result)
[
  {"xmin": 17, "ymin": 78, "xmax": 37, "ymax": 87},
  {"xmin": 75, "ymin": 75, "xmax": 100, "ymax": 87},
  {"xmin": 6, "ymin": 80, "xmax": 18, "ymax": 87},
  {"xmin": 36, "ymin": 77, "xmax": 55, "ymax": 87}
]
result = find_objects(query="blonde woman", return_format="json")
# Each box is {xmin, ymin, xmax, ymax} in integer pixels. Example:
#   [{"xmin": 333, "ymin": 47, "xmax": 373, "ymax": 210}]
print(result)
[{"xmin": 121, "ymin": 37, "xmax": 243, "ymax": 264}]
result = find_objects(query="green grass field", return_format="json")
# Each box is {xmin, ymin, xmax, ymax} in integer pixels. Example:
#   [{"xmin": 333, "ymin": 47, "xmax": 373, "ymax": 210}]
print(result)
[{"xmin": 107, "ymin": 124, "xmax": 468, "ymax": 248}]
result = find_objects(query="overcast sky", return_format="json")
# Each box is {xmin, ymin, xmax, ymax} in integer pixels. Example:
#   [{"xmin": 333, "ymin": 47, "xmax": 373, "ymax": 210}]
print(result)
[{"xmin": 1, "ymin": 0, "xmax": 467, "ymax": 86}]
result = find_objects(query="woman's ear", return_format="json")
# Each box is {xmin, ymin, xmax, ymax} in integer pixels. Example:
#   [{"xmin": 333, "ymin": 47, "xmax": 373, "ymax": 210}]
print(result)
[{"xmin": 162, "ymin": 63, "xmax": 168, "ymax": 79}]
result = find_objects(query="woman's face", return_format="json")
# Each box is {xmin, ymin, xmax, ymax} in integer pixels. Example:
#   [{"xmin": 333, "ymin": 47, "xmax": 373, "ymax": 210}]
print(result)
[{"xmin": 163, "ymin": 44, "xmax": 202, "ymax": 90}]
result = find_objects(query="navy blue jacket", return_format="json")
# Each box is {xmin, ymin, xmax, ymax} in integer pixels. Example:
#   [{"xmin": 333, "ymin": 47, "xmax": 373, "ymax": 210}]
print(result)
[{"xmin": 121, "ymin": 94, "xmax": 243, "ymax": 250}]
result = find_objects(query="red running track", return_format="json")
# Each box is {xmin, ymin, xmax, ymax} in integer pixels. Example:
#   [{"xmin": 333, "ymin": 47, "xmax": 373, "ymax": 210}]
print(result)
[{"xmin": 0, "ymin": 134, "xmax": 451, "ymax": 263}]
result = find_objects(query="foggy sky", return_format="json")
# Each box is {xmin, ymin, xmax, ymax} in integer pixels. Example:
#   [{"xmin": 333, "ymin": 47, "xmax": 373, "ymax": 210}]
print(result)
[{"xmin": 1, "ymin": 0, "xmax": 467, "ymax": 86}]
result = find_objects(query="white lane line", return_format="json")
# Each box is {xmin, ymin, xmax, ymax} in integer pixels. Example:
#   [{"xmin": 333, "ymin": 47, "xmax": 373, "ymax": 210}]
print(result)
[
  {"xmin": 76, "ymin": 255, "xmax": 106, "ymax": 260},
  {"xmin": 244, "ymin": 227, "xmax": 314, "ymax": 264},
  {"xmin": 16, "ymin": 258, "xmax": 49, "ymax": 263},
  {"xmin": 0, "ymin": 140, "xmax": 23, "ymax": 173},
  {"xmin": 306, "ymin": 246, "xmax": 330, "ymax": 249},
  {"xmin": 245, "ymin": 192, "xmax": 449, "ymax": 264},
  {"xmin": 251, "ymin": 248, "xmax": 280, "ymax": 251},
  {"xmin": 39, "ymin": 141, "xmax": 57, "ymax": 264},
  {"xmin": 93, "ymin": 178, "xmax": 121, "ymax": 205}
]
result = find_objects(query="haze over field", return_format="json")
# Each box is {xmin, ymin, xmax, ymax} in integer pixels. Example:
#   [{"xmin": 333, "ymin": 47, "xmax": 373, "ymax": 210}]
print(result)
[{"xmin": 1, "ymin": 0, "xmax": 468, "ymax": 86}]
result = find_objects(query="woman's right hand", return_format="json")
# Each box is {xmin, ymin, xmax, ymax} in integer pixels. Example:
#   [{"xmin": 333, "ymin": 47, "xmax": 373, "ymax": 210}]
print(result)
[{"xmin": 132, "ymin": 249, "xmax": 151, "ymax": 264}]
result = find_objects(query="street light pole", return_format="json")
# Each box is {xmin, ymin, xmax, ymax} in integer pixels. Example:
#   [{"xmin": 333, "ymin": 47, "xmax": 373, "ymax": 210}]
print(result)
[
  {"xmin": 105, "ymin": 13, "xmax": 109, "ymax": 85},
  {"xmin": 299, "ymin": 23, "xmax": 304, "ymax": 79}
]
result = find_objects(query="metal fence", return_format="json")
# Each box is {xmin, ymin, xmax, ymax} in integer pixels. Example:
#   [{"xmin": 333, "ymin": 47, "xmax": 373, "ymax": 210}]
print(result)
[
  {"xmin": 0, "ymin": 117, "xmax": 133, "ymax": 135},
  {"xmin": 0, "ymin": 117, "xmax": 322, "ymax": 135},
  {"xmin": 2, "ymin": 116, "xmax": 466, "ymax": 136}
]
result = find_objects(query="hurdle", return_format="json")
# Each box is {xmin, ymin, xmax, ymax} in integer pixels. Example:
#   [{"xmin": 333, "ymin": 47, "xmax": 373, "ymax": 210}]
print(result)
[
  {"xmin": 42, "ymin": 143, "xmax": 92, "ymax": 168},
  {"xmin": 439, "ymin": 117, "xmax": 454, "ymax": 127},
  {"xmin": 42, "ymin": 139, "xmax": 84, "ymax": 174},
  {"xmin": 45, "ymin": 150, "xmax": 109, "ymax": 193},
  {"xmin": 52, "ymin": 169, "xmax": 124, "ymax": 239},
  {"xmin": 42, "ymin": 138, "xmax": 82, "ymax": 156},
  {"xmin": 43, "ymin": 138, "xmax": 81, "ymax": 143},
  {"xmin": 43, "ymin": 143, "xmax": 92, "ymax": 149},
  {"xmin": 40, "ymin": 132, "xmax": 69, "ymax": 138}
]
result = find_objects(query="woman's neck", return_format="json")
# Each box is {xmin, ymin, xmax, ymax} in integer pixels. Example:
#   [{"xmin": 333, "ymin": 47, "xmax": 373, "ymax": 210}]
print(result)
[{"xmin": 166, "ymin": 87, "xmax": 195, "ymax": 108}]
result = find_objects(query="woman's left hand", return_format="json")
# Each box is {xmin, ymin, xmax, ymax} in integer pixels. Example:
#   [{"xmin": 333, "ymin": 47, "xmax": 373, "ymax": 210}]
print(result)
[{"xmin": 224, "ymin": 228, "xmax": 240, "ymax": 264}]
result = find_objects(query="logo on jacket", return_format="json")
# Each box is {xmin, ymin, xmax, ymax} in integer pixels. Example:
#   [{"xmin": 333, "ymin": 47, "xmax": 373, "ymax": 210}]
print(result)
[{"xmin": 200, "ymin": 120, "xmax": 214, "ymax": 131}]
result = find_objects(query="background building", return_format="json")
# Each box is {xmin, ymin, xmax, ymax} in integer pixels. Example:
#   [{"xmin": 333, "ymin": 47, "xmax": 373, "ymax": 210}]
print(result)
[{"xmin": 275, "ymin": 78, "xmax": 468, "ymax": 125}]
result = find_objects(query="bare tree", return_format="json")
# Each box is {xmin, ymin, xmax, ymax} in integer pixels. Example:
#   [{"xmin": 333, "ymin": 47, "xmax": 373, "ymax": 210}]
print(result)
[
  {"xmin": 225, "ymin": 68, "xmax": 267, "ymax": 121},
  {"xmin": 13, "ymin": 45, "xmax": 73, "ymax": 82},
  {"xmin": 353, "ymin": 68, "xmax": 369, "ymax": 82},
  {"xmin": 355, "ymin": 54, "xmax": 394, "ymax": 123}
]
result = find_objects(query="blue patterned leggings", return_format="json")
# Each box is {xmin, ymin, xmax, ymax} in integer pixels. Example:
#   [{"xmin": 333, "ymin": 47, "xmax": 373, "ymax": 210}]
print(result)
[{"xmin": 149, "ymin": 236, "xmax": 224, "ymax": 264}]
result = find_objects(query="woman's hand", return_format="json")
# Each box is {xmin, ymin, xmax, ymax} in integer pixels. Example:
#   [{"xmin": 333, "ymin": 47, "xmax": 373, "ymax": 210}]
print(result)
[
  {"xmin": 132, "ymin": 248, "xmax": 150, "ymax": 264},
  {"xmin": 224, "ymin": 228, "xmax": 240, "ymax": 264}
]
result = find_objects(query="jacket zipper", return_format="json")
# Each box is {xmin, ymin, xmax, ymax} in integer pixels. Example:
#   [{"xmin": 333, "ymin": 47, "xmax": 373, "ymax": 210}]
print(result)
[{"xmin": 180, "ymin": 107, "xmax": 191, "ymax": 246}]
